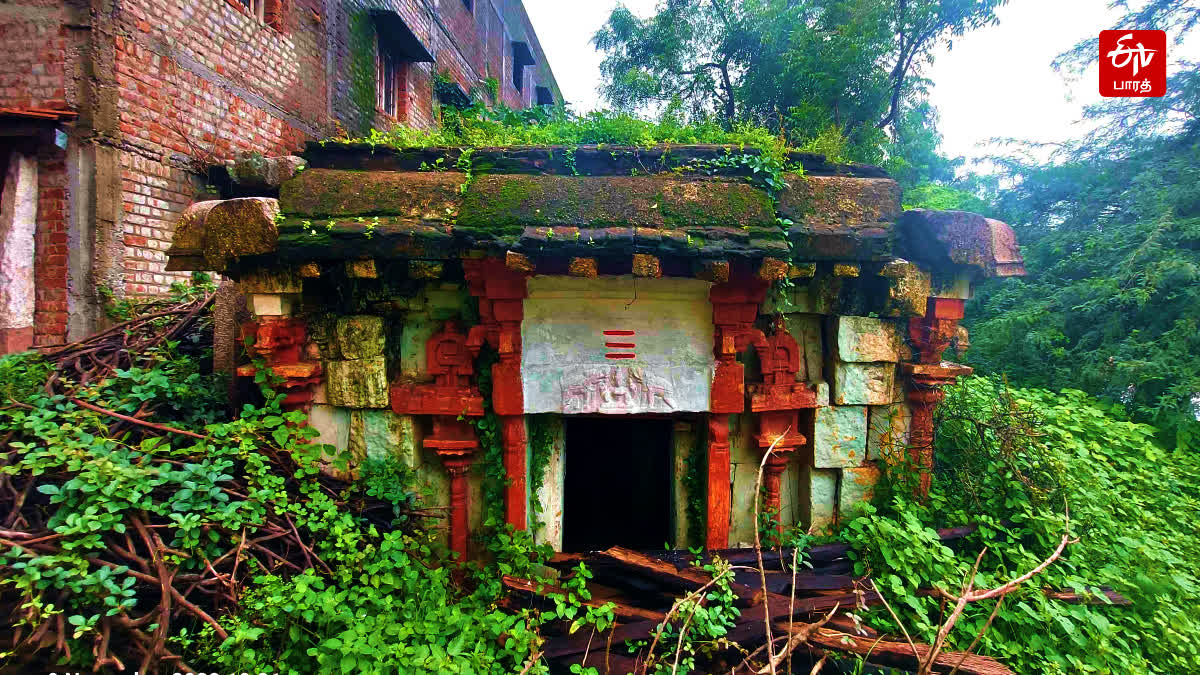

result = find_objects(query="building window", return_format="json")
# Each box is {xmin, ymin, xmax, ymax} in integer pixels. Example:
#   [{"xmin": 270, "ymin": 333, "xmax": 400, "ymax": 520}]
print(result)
[
  {"xmin": 376, "ymin": 36, "xmax": 407, "ymax": 118},
  {"xmin": 369, "ymin": 10, "xmax": 433, "ymax": 118},
  {"xmin": 536, "ymin": 86, "xmax": 554, "ymax": 106},
  {"xmin": 511, "ymin": 41, "xmax": 535, "ymax": 93},
  {"xmin": 462, "ymin": 0, "xmax": 474, "ymax": 12},
  {"xmin": 236, "ymin": 0, "xmax": 265, "ymax": 22},
  {"xmin": 231, "ymin": 0, "xmax": 284, "ymax": 31}
]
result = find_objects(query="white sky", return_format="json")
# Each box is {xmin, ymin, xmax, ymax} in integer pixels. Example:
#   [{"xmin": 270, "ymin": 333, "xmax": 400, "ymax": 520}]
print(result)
[{"xmin": 524, "ymin": 0, "xmax": 1200, "ymax": 167}]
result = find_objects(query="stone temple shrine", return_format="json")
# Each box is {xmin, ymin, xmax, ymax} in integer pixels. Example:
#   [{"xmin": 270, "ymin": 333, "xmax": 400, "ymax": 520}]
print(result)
[{"xmin": 166, "ymin": 144, "xmax": 1024, "ymax": 558}]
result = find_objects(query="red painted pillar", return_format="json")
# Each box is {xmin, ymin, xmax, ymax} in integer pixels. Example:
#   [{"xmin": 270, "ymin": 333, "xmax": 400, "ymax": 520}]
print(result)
[
  {"xmin": 905, "ymin": 387, "xmax": 944, "ymax": 498},
  {"xmin": 706, "ymin": 413, "xmax": 731, "ymax": 550},
  {"xmin": 501, "ymin": 415, "xmax": 527, "ymax": 531},
  {"xmin": 442, "ymin": 454, "xmax": 473, "ymax": 559},
  {"xmin": 464, "ymin": 258, "xmax": 529, "ymax": 532},
  {"xmin": 761, "ymin": 454, "xmax": 790, "ymax": 538},
  {"xmin": 903, "ymin": 297, "xmax": 972, "ymax": 500}
]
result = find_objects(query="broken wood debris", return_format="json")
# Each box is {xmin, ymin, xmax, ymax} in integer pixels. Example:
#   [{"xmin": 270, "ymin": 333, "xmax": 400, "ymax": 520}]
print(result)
[{"xmin": 524, "ymin": 528, "xmax": 1102, "ymax": 674}]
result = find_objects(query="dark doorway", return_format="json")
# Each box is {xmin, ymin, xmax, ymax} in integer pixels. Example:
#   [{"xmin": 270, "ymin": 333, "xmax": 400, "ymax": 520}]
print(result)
[{"xmin": 563, "ymin": 417, "xmax": 673, "ymax": 552}]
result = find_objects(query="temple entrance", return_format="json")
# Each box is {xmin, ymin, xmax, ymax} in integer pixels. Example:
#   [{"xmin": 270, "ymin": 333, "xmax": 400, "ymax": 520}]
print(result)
[{"xmin": 563, "ymin": 417, "xmax": 673, "ymax": 552}]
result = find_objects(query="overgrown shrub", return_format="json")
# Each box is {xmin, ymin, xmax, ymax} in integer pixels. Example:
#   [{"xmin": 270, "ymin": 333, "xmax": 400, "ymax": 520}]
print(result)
[
  {"xmin": 841, "ymin": 376, "xmax": 1200, "ymax": 673},
  {"xmin": 0, "ymin": 301, "xmax": 553, "ymax": 674}
]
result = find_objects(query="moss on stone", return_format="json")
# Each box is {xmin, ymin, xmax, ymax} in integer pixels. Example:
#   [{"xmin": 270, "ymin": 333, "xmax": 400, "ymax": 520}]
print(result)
[
  {"xmin": 457, "ymin": 174, "xmax": 774, "ymax": 230},
  {"xmin": 778, "ymin": 175, "xmax": 901, "ymax": 226},
  {"xmin": 201, "ymin": 198, "xmax": 280, "ymax": 270},
  {"xmin": 280, "ymin": 169, "xmax": 463, "ymax": 219}
]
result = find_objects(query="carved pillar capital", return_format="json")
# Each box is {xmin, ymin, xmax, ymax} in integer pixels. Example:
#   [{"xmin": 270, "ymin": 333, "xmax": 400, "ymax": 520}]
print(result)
[
  {"xmin": 709, "ymin": 277, "xmax": 769, "ymax": 414},
  {"xmin": 236, "ymin": 316, "xmax": 322, "ymax": 415}
]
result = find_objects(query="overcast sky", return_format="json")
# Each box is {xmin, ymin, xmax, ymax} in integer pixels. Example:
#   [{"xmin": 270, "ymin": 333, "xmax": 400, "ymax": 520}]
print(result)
[{"xmin": 523, "ymin": 0, "xmax": 1200, "ymax": 167}]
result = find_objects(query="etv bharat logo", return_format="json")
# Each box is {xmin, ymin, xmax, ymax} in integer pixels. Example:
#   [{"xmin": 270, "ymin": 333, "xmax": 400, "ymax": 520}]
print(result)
[{"xmin": 1100, "ymin": 30, "xmax": 1166, "ymax": 97}]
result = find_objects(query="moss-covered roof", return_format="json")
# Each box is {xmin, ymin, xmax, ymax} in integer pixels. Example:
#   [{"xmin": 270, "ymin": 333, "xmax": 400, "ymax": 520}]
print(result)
[{"xmin": 167, "ymin": 144, "xmax": 1023, "ymax": 280}]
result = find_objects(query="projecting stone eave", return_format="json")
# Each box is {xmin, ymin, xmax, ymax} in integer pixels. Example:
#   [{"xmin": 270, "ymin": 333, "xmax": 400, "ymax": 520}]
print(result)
[{"xmin": 896, "ymin": 208, "xmax": 1026, "ymax": 279}]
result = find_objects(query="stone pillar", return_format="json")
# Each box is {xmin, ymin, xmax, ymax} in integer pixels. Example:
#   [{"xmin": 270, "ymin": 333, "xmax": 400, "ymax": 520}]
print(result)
[
  {"xmin": 501, "ymin": 415, "xmax": 528, "ymax": 531},
  {"xmin": 706, "ymin": 412, "xmax": 731, "ymax": 550},
  {"xmin": 444, "ymin": 455, "xmax": 472, "ymax": 558},
  {"xmin": 464, "ymin": 258, "xmax": 529, "ymax": 531},
  {"xmin": 902, "ymin": 297, "xmax": 972, "ymax": 498},
  {"xmin": 391, "ymin": 321, "xmax": 486, "ymax": 559},
  {"xmin": 0, "ymin": 153, "xmax": 37, "ymax": 354},
  {"xmin": 706, "ymin": 276, "xmax": 769, "ymax": 550},
  {"xmin": 749, "ymin": 321, "xmax": 817, "ymax": 537}
]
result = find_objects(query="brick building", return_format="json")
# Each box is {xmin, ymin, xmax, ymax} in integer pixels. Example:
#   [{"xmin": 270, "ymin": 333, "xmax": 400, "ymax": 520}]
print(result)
[{"xmin": 0, "ymin": 0, "xmax": 559, "ymax": 351}]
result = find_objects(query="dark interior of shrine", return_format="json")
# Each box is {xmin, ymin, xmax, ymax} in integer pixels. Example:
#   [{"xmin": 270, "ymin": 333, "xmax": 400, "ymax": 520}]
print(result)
[{"xmin": 563, "ymin": 417, "xmax": 673, "ymax": 552}]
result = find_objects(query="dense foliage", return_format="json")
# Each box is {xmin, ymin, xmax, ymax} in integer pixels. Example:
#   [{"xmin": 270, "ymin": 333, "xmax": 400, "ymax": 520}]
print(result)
[
  {"xmin": 592, "ymin": 0, "xmax": 999, "ymax": 180},
  {"xmin": 842, "ymin": 376, "xmax": 1200, "ymax": 673},
  {"xmin": 0, "ymin": 291, "xmax": 555, "ymax": 673},
  {"xmin": 353, "ymin": 103, "xmax": 786, "ymax": 155},
  {"xmin": 959, "ymin": 5, "xmax": 1200, "ymax": 447}
]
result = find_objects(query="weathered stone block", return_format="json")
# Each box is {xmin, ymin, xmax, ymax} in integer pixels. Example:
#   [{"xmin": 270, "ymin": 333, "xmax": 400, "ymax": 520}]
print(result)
[
  {"xmin": 878, "ymin": 258, "xmax": 932, "ymax": 318},
  {"xmin": 813, "ymin": 405, "xmax": 867, "ymax": 468},
  {"xmin": 227, "ymin": 153, "xmax": 305, "ymax": 189},
  {"xmin": 932, "ymin": 270, "xmax": 973, "ymax": 300},
  {"xmin": 237, "ymin": 267, "xmax": 303, "ymax": 294},
  {"xmin": 345, "ymin": 259, "xmax": 377, "ymax": 278},
  {"xmin": 834, "ymin": 316, "xmax": 901, "ymax": 363},
  {"xmin": 839, "ymin": 465, "xmax": 881, "ymax": 516},
  {"xmin": 325, "ymin": 357, "xmax": 389, "ymax": 408},
  {"xmin": 800, "ymin": 465, "xmax": 839, "ymax": 534},
  {"xmin": 814, "ymin": 381, "xmax": 831, "ymax": 407},
  {"xmin": 422, "ymin": 284, "xmax": 468, "ymax": 320},
  {"xmin": 346, "ymin": 409, "xmax": 408, "ymax": 463},
  {"xmin": 867, "ymin": 403, "xmax": 910, "ymax": 462},
  {"xmin": 200, "ymin": 197, "xmax": 280, "ymax": 271},
  {"xmin": 781, "ymin": 313, "xmax": 823, "ymax": 383},
  {"xmin": 247, "ymin": 293, "xmax": 298, "ymax": 317},
  {"xmin": 335, "ymin": 315, "xmax": 385, "ymax": 360},
  {"xmin": 308, "ymin": 404, "xmax": 349, "ymax": 451},
  {"xmin": 833, "ymin": 362, "xmax": 897, "ymax": 405}
]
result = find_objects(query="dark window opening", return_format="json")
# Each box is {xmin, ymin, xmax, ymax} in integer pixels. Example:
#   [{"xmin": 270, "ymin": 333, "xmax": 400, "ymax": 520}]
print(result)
[
  {"xmin": 370, "ymin": 11, "xmax": 433, "ymax": 119},
  {"xmin": 511, "ymin": 40, "xmax": 535, "ymax": 92},
  {"xmin": 377, "ymin": 42, "xmax": 402, "ymax": 117},
  {"xmin": 462, "ymin": 0, "xmax": 473, "ymax": 12},
  {"xmin": 563, "ymin": 417, "xmax": 673, "ymax": 552},
  {"xmin": 535, "ymin": 86, "xmax": 554, "ymax": 106}
]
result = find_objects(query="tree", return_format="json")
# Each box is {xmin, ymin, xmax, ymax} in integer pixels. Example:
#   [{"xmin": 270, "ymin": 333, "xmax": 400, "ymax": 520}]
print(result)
[
  {"xmin": 593, "ymin": 0, "xmax": 1005, "ymax": 168},
  {"xmin": 963, "ymin": 2, "xmax": 1200, "ymax": 447}
]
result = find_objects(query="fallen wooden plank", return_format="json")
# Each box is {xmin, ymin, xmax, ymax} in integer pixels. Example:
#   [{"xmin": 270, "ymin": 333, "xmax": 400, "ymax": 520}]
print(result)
[
  {"xmin": 732, "ymin": 569, "xmax": 856, "ymax": 595},
  {"xmin": 543, "ymin": 620, "xmax": 660, "ymax": 659},
  {"xmin": 503, "ymin": 575, "xmax": 667, "ymax": 623},
  {"xmin": 590, "ymin": 546, "xmax": 763, "ymax": 607},
  {"xmin": 651, "ymin": 524, "xmax": 981, "ymax": 568},
  {"xmin": 724, "ymin": 589, "xmax": 880, "ymax": 647},
  {"xmin": 794, "ymin": 624, "xmax": 1013, "ymax": 675}
]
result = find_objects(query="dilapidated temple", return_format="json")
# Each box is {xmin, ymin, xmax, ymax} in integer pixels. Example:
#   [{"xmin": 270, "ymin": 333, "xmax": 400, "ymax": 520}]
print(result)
[{"xmin": 166, "ymin": 144, "xmax": 1024, "ymax": 558}]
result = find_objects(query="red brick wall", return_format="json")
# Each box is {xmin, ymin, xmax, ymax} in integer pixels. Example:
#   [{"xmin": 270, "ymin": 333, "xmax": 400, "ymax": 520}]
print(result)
[
  {"xmin": 1, "ymin": 0, "xmax": 558, "ymax": 342},
  {"xmin": 110, "ymin": 0, "xmax": 327, "ymax": 300},
  {"xmin": 33, "ymin": 154, "xmax": 67, "ymax": 346},
  {"xmin": 0, "ymin": 6, "xmax": 74, "ymax": 110}
]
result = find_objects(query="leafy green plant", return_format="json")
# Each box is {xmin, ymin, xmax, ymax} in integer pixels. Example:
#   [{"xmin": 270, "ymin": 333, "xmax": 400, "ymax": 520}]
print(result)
[{"xmin": 841, "ymin": 376, "xmax": 1200, "ymax": 673}]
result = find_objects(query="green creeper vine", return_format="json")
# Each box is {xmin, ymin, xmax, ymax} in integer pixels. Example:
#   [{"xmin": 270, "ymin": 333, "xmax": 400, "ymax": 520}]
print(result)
[
  {"xmin": 526, "ymin": 415, "xmax": 556, "ymax": 530},
  {"xmin": 681, "ymin": 424, "xmax": 707, "ymax": 548}
]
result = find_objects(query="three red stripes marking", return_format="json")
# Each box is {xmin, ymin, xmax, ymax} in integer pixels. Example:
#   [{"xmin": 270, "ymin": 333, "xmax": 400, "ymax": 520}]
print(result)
[{"xmin": 603, "ymin": 330, "xmax": 636, "ymax": 359}]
